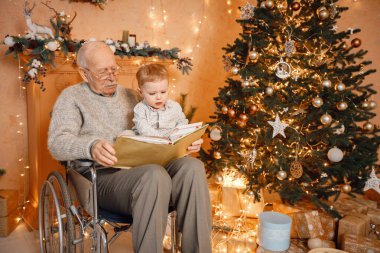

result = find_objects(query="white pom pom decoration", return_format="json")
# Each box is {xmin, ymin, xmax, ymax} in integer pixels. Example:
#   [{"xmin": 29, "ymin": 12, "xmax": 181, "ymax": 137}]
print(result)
[
  {"xmin": 4, "ymin": 36, "xmax": 15, "ymax": 47},
  {"xmin": 47, "ymin": 41, "xmax": 59, "ymax": 51},
  {"xmin": 327, "ymin": 146, "xmax": 343, "ymax": 163}
]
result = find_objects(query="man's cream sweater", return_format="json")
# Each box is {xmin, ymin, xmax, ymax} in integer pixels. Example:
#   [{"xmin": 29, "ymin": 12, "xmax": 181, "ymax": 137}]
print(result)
[{"xmin": 48, "ymin": 82, "xmax": 139, "ymax": 162}]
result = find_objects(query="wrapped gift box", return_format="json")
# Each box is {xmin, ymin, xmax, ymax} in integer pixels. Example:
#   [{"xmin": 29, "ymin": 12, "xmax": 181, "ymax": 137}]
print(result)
[
  {"xmin": 367, "ymin": 208, "xmax": 380, "ymax": 225},
  {"xmin": 337, "ymin": 214, "xmax": 369, "ymax": 245},
  {"xmin": 319, "ymin": 213, "xmax": 337, "ymax": 240},
  {"xmin": 0, "ymin": 208, "xmax": 19, "ymax": 237},
  {"xmin": 0, "ymin": 190, "xmax": 19, "ymax": 217},
  {"xmin": 341, "ymin": 234, "xmax": 380, "ymax": 253},
  {"xmin": 0, "ymin": 189, "xmax": 19, "ymax": 237},
  {"xmin": 287, "ymin": 239, "xmax": 309, "ymax": 253},
  {"xmin": 290, "ymin": 210, "xmax": 324, "ymax": 239}
]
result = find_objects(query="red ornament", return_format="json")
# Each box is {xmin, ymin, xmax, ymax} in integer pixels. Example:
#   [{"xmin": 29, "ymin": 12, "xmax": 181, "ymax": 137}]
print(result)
[
  {"xmin": 351, "ymin": 38, "xmax": 361, "ymax": 48},
  {"xmin": 291, "ymin": 2, "xmax": 301, "ymax": 11}
]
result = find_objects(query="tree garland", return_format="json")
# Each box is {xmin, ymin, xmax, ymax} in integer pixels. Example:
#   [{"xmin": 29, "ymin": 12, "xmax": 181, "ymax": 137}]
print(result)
[{"xmin": 3, "ymin": 4, "xmax": 192, "ymax": 91}]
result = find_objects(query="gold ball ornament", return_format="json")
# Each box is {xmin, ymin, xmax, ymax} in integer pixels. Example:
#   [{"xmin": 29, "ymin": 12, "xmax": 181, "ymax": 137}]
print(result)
[
  {"xmin": 369, "ymin": 101, "xmax": 377, "ymax": 109},
  {"xmin": 362, "ymin": 101, "xmax": 370, "ymax": 109},
  {"xmin": 291, "ymin": 2, "xmax": 301, "ymax": 11},
  {"xmin": 260, "ymin": 1, "xmax": 266, "ymax": 8},
  {"xmin": 237, "ymin": 120, "xmax": 246, "ymax": 128},
  {"xmin": 249, "ymin": 104, "xmax": 259, "ymax": 114},
  {"xmin": 265, "ymin": 0, "xmax": 274, "ymax": 9},
  {"xmin": 342, "ymin": 42, "xmax": 348, "ymax": 50},
  {"xmin": 241, "ymin": 80, "xmax": 250, "ymax": 88},
  {"xmin": 363, "ymin": 122, "xmax": 374, "ymax": 131},
  {"xmin": 337, "ymin": 101, "xmax": 348, "ymax": 111},
  {"xmin": 312, "ymin": 97, "xmax": 324, "ymax": 108},
  {"xmin": 342, "ymin": 184, "xmax": 352, "ymax": 193},
  {"xmin": 228, "ymin": 108, "xmax": 236, "ymax": 118},
  {"xmin": 290, "ymin": 161, "xmax": 303, "ymax": 179},
  {"xmin": 322, "ymin": 79, "xmax": 332, "ymax": 88},
  {"xmin": 320, "ymin": 113, "xmax": 332, "ymax": 125},
  {"xmin": 276, "ymin": 170, "xmax": 287, "ymax": 180},
  {"xmin": 265, "ymin": 86, "xmax": 274, "ymax": 96},
  {"xmin": 335, "ymin": 82, "xmax": 346, "ymax": 91},
  {"xmin": 216, "ymin": 174, "xmax": 224, "ymax": 183},
  {"xmin": 213, "ymin": 151, "xmax": 222, "ymax": 159},
  {"xmin": 317, "ymin": 6, "xmax": 330, "ymax": 20},
  {"xmin": 221, "ymin": 106, "xmax": 229, "ymax": 114},
  {"xmin": 231, "ymin": 66, "xmax": 239, "ymax": 75},
  {"xmin": 247, "ymin": 190, "xmax": 255, "ymax": 196},
  {"xmin": 351, "ymin": 38, "xmax": 361, "ymax": 48},
  {"xmin": 239, "ymin": 113, "xmax": 249, "ymax": 122},
  {"xmin": 249, "ymin": 51, "xmax": 259, "ymax": 60}
]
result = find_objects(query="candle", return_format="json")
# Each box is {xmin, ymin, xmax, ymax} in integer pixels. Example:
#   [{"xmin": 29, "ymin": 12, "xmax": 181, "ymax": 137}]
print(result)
[
  {"xmin": 122, "ymin": 30, "xmax": 129, "ymax": 43},
  {"xmin": 128, "ymin": 34, "xmax": 136, "ymax": 47},
  {"xmin": 258, "ymin": 211, "xmax": 292, "ymax": 251}
]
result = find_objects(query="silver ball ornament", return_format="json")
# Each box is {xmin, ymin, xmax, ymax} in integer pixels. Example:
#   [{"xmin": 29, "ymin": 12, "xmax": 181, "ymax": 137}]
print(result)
[
  {"xmin": 260, "ymin": 1, "xmax": 266, "ymax": 8},
  {"xmin": 335, "ymin": 82, "xmax": 346, "ymax": 91},
  {"xmin": 320, "ymin": 113, "xmax": 332, "ymax": 125},
  {"xmin": 362, "ymin": 101, "xmax": 370, "ymax": 109},
  {"xmin": 241, "ymin": 80, "xmax": 250, "ymax": 88},
  {"xmin": 265, "ymin": 86, "xmax": 274, "ymax": 96},
  {"xmin": 337, "ymin": 101, "xmax": 348, "ymax": 111},
  {"xmin": 369, "ymin": 100, "xmax": 377, "ymax": 109},
  {"xmin": 342, "ymin": 184, "xmax": 351, "ymax": 193},
  {"xmin": 231, "ymin": 66, "xmax": 239, "ymax": 75},
  {"xmin": 327, "ymin": 146, "xmax": 344, "ymax": 162},
  {"xmin": 312, "ymin": 97, "xmax": 324, "ymax": 108},
  {"xmin": 322, "ymin": 79, "xmax": 332, "ymax": 88},
  {"xmin": 276, "ymin": 170, "xmax": 287, "ymax": 180},
  {"xmin": 265, "ymin": 0, "xmax": 274, "ymax": 9},
  {"xmin": 216, "ymin": 175, "xmax": 223, "ymax": 183},
  {"xmin": 363, "ymin": 122, "xmax": 374, "ymax": 131},
  {"xmin": 210, "ymin": 126, "xmax": 222, "ymax": 141},
  {"xmin": 247, "ymin": 190, "xmax": 255, "ymax": 196},
  {"xmin": 249, "ymin": 51, "xmax": 259, "ymax": 60}
]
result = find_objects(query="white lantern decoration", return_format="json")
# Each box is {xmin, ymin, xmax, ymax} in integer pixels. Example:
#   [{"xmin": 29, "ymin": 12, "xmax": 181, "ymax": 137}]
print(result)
[
  {"xmin": 274, "ymin": 58, "xmax": 291, "ymax": 79},
  {"xmin": 327, "ymin": 146, "xmax": 344, "ymax": 163}
]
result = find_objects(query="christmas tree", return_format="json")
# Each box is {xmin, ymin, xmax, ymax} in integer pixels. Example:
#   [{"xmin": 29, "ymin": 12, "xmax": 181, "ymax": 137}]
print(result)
[{"xmin": 201, "ymin": 0, "xmax": 380, "ymax": 215}]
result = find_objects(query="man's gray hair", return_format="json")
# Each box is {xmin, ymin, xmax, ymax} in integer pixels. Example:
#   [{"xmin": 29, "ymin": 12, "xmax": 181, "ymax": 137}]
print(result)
[{"xmin": 76, "ymin": 41, "xmax": 110, "ymax": 68}]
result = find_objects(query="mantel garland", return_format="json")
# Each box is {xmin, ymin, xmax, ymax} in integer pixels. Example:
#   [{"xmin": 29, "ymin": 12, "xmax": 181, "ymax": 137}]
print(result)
[{"xmin": 3, "ymin": 4, "xmax": 192, "ymax": 91}]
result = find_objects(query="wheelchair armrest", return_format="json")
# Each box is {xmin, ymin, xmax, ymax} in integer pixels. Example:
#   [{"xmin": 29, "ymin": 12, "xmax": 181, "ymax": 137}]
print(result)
[{"xmin": 66, "ymin": 159, "xmax": 95, "ymax": 169}]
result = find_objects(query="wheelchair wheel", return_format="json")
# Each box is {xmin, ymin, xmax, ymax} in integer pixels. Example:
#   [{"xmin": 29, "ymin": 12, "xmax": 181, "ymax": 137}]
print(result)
[{"xmin": 39, "ymin": 171, "xmax": 76, "ymax": 253}]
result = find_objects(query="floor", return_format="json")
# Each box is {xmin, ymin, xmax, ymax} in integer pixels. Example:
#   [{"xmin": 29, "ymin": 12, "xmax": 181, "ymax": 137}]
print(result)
[{"xmin": 0, "ymin": 222, "xmax": 136, "ymax": 253}]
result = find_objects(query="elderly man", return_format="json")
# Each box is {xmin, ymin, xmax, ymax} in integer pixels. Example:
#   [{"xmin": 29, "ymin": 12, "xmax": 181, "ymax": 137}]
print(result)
[{"xmin": 48, "ymin": 41, "xmax": 212, "ymax": 253}]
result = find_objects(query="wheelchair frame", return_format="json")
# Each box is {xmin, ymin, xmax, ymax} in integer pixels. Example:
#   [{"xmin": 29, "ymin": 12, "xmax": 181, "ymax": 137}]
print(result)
[{"xmin": 38, "ymin": 160, "xmax": 179, "ymax": 253}]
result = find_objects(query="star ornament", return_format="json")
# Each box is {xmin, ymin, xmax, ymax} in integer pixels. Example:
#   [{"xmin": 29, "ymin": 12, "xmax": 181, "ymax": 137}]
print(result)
[
  {"xmin": 364, "ymin": 169, "xmax": 380, "ymax": 194},
  {"xmin": 240, "ymin": 2, "xmax": 255, "ymax": 20},
  {"xmin": 268, "ymin": 113, "xmax": 288, "ymax": 138}
]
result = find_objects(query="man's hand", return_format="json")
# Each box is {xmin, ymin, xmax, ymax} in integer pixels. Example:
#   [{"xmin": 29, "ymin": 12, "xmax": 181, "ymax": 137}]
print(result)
[
  {"xmin": 91, "ymin": 139, "xmax": 117, "ymax": 167},
  {"xmin": 187, "ymin": 138, "xmax": 203, "ymax": 154}
]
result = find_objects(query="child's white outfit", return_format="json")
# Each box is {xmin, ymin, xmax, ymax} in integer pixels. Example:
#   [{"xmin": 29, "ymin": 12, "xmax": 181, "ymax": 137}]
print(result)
[{"xmin": 133, "ymin": 99, "xmax": 188, "ymax": 137}]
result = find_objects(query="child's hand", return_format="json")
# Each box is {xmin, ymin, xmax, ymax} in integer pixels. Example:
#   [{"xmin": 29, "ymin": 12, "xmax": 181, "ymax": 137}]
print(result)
[{"xmin": 187, "ymin": 138, "xmax": 203, "ymax": 154}]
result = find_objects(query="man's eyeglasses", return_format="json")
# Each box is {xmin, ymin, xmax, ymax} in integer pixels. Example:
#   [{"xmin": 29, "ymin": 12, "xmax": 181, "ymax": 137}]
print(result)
[{"xmin": 83, "ymin": 66, "xmax": 120, "ymax": 81}]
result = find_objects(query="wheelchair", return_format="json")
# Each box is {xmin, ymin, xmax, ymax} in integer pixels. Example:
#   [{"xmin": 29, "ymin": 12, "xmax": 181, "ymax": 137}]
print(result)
[{"xmin": 38, "ymin": 160, "xmax": 179, "ymax": 253}]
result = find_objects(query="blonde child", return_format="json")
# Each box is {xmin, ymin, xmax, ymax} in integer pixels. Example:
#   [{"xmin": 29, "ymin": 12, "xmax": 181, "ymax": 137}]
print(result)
[{"xmin": 133, "ymin": 63, "xmax": 188, "ymax": 137}]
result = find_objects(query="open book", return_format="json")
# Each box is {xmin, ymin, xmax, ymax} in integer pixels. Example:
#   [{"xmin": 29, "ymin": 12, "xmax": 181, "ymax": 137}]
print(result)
[{"xmin": 112, "ymin": 122, "xmax": 208, "ymax": 168}]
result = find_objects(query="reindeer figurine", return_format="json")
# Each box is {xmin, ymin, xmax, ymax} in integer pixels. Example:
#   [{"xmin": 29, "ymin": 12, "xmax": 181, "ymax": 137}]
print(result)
[{"xmin": 24, "ymin": 1, "xmax": 54, "ymax": 39}]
